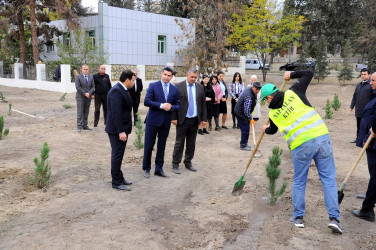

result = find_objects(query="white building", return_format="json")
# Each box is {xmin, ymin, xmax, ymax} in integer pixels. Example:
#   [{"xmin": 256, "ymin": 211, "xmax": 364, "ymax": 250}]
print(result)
[{"xmin": 40, "ymin": 1, "xmax": 192, "ymax": 66}]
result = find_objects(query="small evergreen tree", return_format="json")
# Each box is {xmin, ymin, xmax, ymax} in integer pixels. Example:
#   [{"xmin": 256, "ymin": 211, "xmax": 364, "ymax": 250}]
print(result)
[
  {"xmin": 29, "ymin": 142, "xmax": 51, "ymax": 188},
  {"xmin": 0, "ymin": 115, "xmax": 9, "ymax": 140},
  {"xmin": 0, "ymin": 92, "xmax": 7, "ymax": 103},
  {"xmin": 59, "ymin": 93, "xmax": 67, "ymax": 101},
  {"xmin": 331, "ymin": 93, "xmax": 341, "ymax": 111},
  {"xmin": 337, "ymin": 39, "xmax": 354, "ymax": 85},
  {"xmin": 133, "ymin": 113, "xmax": 144, "ymax": 150},
  {"xmin": 325, "ymin": 99, "xmax": 333, "ymax": 119},
  {"xmin": 266, "ymin": 146, "xmax": 287, "ymax": 205},
  {"xmin": 8, "ymin": 103, "xmax": 12, "ymax": 116}
]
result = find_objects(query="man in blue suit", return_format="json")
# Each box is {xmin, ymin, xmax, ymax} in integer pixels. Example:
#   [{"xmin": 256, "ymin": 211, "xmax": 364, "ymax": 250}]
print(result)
[
  {"xmin": 143, "ymin": 66, "xmax": 180, "ymax": 178},
  {"xmin": 106, "ymin": 70, "xmax": 135, "ymax": 191}
]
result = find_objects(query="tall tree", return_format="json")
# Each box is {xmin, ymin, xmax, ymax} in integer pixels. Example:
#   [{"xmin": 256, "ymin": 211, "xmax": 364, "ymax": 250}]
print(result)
[
  {"xmin": 16, "ymin": 0, "xmax": 27, "ymax": 78},
  {"xmin": 228, "ymin": 0, "xmax": 305, "ymax": 81},
  {"xmin": 338, "ymin": 39, "xmax": 353, "ymax": 85},
  {"xmin": 30, "ymin": 0, "xmax": 39, "ymax": 66},
  {"xmin": 313, "ymin": 35, "xmax": 329, "ymax": 83},
  {"xmin": 167, "ymin": 0, "xmax": 189, "ymax": 17},
  {"xmin": 174, "ymin": 0, "xmax": 241, "ymax": 73},
  {"xmin": 104, "ymin": 0, "xmax": 135, "ymax": 9}
]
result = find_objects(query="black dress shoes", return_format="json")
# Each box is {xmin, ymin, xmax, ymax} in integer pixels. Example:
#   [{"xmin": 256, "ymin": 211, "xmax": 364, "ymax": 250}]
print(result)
[
  {"xmin": 356, "ymin": 193, "xmax": 366, "ymax": 199},
  {"xmin": 352, "ymin": 209, "xmax": 375, "ymax": 222},
  {"xmin": 112, "ymin": 184, "xmax": 132, "ymax": 191},
  {"xmin": 222, "ymin": 126, "xmax": 228, "ymax": 129},
  {"xmin": 123, "ymin": 179, "xmax": 132, "ymax": 185},
  {"xmin": 185, "ymin": 165, "xmax": 197, "ymax": 172},
  {"xmin": 77, "ymin": 128, "xmax": 82, "ymax": 132},
  {"xmin": 350, "ymin": 139, "xmax": 357, "ymax": 143},
  {"xmin": 172, "ymin": 167, "xmax": 181, "ymax": 174},
  {"xmin": 155, "ymin": 171, "xmax": 169, "ymax": 178},
  {"xmin": 143, "ymin": 170, "xmax": 150, "ymax": 179},
  {"xmin": 83, "ymin": 126, "xmax": 93, "ymax": 131}
]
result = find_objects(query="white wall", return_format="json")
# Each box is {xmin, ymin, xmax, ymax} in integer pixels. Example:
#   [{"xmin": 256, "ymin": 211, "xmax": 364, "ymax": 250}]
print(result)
[{"xmin": 0, "ymin": 78, "xmax": 76, "ymax": 93}]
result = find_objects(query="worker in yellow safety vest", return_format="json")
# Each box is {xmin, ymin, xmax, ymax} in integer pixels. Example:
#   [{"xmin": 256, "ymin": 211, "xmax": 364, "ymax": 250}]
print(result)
[{"xmin": 261, "ymin": 70, "xmax": 342, "ymax": 234}]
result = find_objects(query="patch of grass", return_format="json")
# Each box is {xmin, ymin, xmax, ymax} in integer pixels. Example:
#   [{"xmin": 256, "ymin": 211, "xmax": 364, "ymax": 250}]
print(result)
[{"xmin": 62, "ymin": 104, "xmax": 72, "ymax": 109}]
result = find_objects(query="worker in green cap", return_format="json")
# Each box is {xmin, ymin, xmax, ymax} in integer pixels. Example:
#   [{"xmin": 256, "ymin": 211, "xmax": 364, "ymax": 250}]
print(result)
[{"xmin": 261, "ymin": 70, "xmax": 342, "ymax": 234}]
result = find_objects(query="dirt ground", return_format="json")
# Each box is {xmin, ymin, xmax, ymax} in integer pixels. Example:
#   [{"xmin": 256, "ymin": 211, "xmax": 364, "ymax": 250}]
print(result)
[{"xmin": 1, "ymin": 73, "xmax": 375, "ymax": 249}]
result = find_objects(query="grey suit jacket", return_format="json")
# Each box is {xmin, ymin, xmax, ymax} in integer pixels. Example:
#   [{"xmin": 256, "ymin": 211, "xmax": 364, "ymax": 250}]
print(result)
[
  {"xmin": 75, "ymin": 73, "xmax": 95, "ymax": 99},
  {"xmin": 172, "ymin": 80, "xmax": 207, "ymax": 125}
]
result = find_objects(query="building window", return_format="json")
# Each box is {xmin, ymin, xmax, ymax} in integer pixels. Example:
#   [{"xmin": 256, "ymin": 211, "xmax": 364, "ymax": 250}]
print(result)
[
  {"xmin": 63, "ymin": 33, "xmax": 70, "ymax": 47},
  {"xmin": 158, "ymin": 35, "xmax": 166, "ymax": 54},
  {"xmin": 46, "ymin": 40, "xmax": 54, "ymax": 53},
  {"xmin": 87, "ymin": 30, "xmax": 96, "ymax": 49}
]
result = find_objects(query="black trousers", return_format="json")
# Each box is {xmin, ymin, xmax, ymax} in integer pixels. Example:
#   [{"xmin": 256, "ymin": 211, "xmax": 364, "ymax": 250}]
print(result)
[
  {"xmin": 108, "ymin": 133, "xmax": 127, "ymax": 186},
  {"xmin": 172, "ymin": 117, "xmax": 199, "ymax": 167},
  {"xmin": 94, "ymin": 94, "xmax": 108, "ymax": 126},
  {"xmin": 356, "ymin": 117, "xmax": 361, "ymax": 139},
  {"xmin": 132, "ymin": 102, "xmax": 140, "ymax": 124},
  {"xmin": 143, "ymin": 124, "xmax": 170, "ymax": 172},
  {"xmin": 362, "ymin": 149, "xmax": 376, "ymax": 212}
]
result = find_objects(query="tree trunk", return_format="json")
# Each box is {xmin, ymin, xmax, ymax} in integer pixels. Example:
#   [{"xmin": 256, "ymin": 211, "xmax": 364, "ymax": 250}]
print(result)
[
  {"xmin": 30, "ymin": 0, "xmax": 39, "ymax": 66},
  {"xmin": 216, "ymin": 0, "xmax": 223, "ymax": 70},
  {"xmin": 16, "ymin": 0, "xmax": 27, "ymax": 79}
]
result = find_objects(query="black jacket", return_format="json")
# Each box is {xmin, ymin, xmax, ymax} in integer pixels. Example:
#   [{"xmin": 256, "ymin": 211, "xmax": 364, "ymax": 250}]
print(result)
[
  {"xmin": 129, "ymin": 77, "xmax": 143, "ymax": 104},
  {"xmin": 93, "ymin": 73, "xmax": 112, "ymax": 95},
  {"xmin": 265, "ymin": 70, "xmax": 314, "ymax": 135},
  {"xmin": 356, "ymin": 90, "xmax": 376, "ymax": 150},
  {"xmin": 202, "ymin": 83, "xmax": 215, "ymax": 103},
  {"xmin": 350, "ymin": 79, "xmax": 372, "ymax": 117}
]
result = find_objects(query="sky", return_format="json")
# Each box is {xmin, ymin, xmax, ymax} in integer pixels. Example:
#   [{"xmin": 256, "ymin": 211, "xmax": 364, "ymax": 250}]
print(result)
[{"xmin": 81, "ymin": 0, "xmax": 98, "ymax": 12}]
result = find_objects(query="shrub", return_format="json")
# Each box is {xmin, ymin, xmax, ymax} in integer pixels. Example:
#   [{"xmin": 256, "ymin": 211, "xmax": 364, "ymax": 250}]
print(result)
[
  {"xmin": 133, "ymin": 113, "xmax": 144, "ymax": 150},
  {"xmin": 59, "ymin": 93, "xmax": 67, "ymax": 101},
  {"xmin": 29, "ymin": 142, "xmax": 51, "ymax": 188},
  {"xmin": 325, "ymin": 99, "xmax": 333, "ymax": 119},
  {"xmin": 62, "ymin": 104, "xmax": 72, "ymax": 109},
  {"xmin": 266, "ymin": 146, "xmax": 287, "ymax": 205},
  {"xmin": 0, "ymin": 115, "xmax": 9, "ymax": 140},
  {"xmin": 331, "ymin": 93, "xmax": 341, "ymax": 111}
]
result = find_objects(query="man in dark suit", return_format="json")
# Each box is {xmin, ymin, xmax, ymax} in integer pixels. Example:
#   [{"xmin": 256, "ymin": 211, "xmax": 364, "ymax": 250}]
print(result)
[
  {"xmin": 129, "ymin": 69, "xmax": 143, "ymax": 125},
  {"xmin": 75, "ymin": 64, "xmax": 95, "ymax": 132},
  {"xmin": 93, "ymin": 65, "xmax": 112, "ymax": 127},
  {"xmin": 105, "ymin": 70, "xmax": 135, "ymax": 191},
  {"xmin": 143, "ymin": 66, "xmax": 180, "ymax": 178},
  {"xmin": 171, "ymin": 68, "xmax": 207, "ymax": 174}
]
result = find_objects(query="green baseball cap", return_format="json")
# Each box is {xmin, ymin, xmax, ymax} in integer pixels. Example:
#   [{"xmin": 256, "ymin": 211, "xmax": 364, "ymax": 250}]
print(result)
[{"xmin": 261, "ymin": 83, "xmax": 278, "ymax": 100}]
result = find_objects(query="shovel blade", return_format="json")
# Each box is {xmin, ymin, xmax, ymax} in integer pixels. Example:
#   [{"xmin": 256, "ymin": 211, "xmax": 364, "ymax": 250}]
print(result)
[
  {"xmin": 232, "ymin": 180, "xmax": 246, "ymax": 195},
  {"xmin": 338, "ymin": 190, "xmax": 344, "ymax": 205}
]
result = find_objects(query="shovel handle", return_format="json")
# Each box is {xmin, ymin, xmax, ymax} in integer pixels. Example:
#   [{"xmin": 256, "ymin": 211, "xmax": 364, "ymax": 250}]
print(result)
[
  {"xmin": 341, "ymin": 135, "xmax": 374, "ymax": 187},
  {"xmin": 252, "ymin": 123, "xmax": 256, "ymax": 145},
  {"xmin": 240, "ymin": 80, "xmax": 288, "ymax": 177}
]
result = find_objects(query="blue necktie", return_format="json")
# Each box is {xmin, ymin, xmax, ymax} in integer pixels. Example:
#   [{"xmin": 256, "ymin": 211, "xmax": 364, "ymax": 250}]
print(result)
[
  {"xmin": 163, "ymin": 83, "xmax": 168, "ymax": 101},
  {"xmin": 188, "ymin": 84, "xmax": 194, "ymax": 116},
  {"xmin": 85, "ymin": 75, "xmax": 88, "ymax": 85}
]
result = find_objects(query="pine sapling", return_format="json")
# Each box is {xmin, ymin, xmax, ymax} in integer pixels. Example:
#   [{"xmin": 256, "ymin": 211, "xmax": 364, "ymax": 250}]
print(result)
[
  {"xmin": 325, "ymin": 99, "xmax": 333, "ymax": 119},
  {"xmin": 29, "ymin": 142, "xmax": 51, "ymax": 188},
  {"xmin": 0, "ymin": 92, "xmax": 7, "ymax": 103},
  {"xmin": 133, "ymin": 112, "xmax": 144, "ymax": 150},
  {"xmin": 59, "ymin": 93, "xmax": 67, "ymax": 101},
  {"xmin": 0, "ymin": 115, "xmax": 9, "ymax": 140},
  {"xmin": 331, "ymin": 93, "xmax": 341, "ymax": 111},
  {"xmin": 266, "ymin": 146, "xmax": 287, "ymax": 205},
  {"xmin": 8, "ymin": 103, "xmax": 12, "ymax": 116}
]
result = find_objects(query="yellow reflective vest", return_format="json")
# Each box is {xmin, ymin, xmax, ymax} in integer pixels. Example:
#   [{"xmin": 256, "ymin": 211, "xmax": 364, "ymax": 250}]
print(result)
[{"xmin": 269, "ymin": 90, "xmax": 329, "ymax": 150}]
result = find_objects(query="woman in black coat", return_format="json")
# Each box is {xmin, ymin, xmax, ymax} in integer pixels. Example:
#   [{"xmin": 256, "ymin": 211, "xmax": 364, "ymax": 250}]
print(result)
[{"xmin": 198, "ymin": 74, "xmax": 215, "ymax": 134}]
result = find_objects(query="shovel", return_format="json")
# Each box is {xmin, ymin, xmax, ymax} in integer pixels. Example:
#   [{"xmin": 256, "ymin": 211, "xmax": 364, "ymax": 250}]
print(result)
[
  {"xmin": 338, "ymin": 135, "xmax": 373, "ymax": 204},
  {"xmin": 12, "ymin": 109, "xmax": 44, "ymax": 120},
  {"xmin": 232, "ymin": 80, "xmax": 287, "ymax": 195}
]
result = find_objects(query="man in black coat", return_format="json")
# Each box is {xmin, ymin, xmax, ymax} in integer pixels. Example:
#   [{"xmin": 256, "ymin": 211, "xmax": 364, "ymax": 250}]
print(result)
[
  {"xmin": 129, "ymin": 69, "xmax": 143, "ymax": 125},
  {"xmin": 350, "ymin": 68, "xmax": 372, "ymax": 143},
  {"xmin": 105, "ymin": 70, "xmax": 135, "ymax": 191},
  {"xmin": 93, "ymin": 65, "xmax": 112, "ymax": 127},
  {"xmin": 171, "ymin": 68, "xmax": 207, "ymax": 174}
]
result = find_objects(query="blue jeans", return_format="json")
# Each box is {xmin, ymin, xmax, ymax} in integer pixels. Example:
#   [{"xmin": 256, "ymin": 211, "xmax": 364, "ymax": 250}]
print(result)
[
  {"xmin": 236, "ymin": 116, "xmax": 250, "ymax": 147},
  {"xmin": 290, "ymin": 134, "xmax": 340, "ymax": 220}
]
